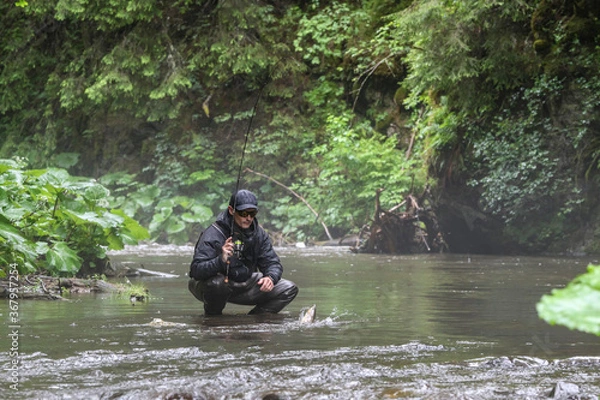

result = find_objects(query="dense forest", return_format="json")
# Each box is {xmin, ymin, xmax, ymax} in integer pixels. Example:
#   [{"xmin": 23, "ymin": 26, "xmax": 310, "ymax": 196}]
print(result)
[{"xmin": 2, "ymin": 0, "xmax": 600, "ymax": 275}]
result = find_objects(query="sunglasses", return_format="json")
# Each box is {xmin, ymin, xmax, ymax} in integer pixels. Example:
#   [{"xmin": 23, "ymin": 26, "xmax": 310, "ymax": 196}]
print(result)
[{"xmin": 236, "ymin": 209, "xmax": 257, "ymax": 218}]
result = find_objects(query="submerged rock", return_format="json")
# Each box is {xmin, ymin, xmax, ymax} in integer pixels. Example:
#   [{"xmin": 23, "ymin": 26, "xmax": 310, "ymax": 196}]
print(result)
[
  {"xmin": 549, "ymin": 381, "xmax": 579, "ymax": 399},
  {"xmin": 148, "ymin": 318, "xmax": 187, "ymax": 328}
]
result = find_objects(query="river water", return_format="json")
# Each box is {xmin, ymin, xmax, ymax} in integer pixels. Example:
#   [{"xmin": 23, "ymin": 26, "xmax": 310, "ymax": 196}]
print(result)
[{"xmin": 2, "ymin": 245, "xmax": 599, "ymax": 399}]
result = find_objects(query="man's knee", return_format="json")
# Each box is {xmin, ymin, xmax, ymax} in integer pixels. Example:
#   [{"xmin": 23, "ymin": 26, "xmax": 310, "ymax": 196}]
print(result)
[
  {"xmin": 282, "ymin": 285, "xmax": 298, "ymax": 309},
  {"xmin": 188, "ymin": 279, "xmax": 204, "ymax": 301},
  {"xmin": 276, "ymin": 279, "xmax": 299, "ymax": 300},
  {"xmin": 188, "ymin": 275, "xmax": 231, "ymax": 302},
  {"xmin": 257, "ymin": 279, "xmax": 298, "ymax": 313}
]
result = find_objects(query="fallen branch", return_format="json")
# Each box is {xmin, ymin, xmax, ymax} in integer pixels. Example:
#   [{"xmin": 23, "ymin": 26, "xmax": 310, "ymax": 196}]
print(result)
[
  {"xmin": 244, "ymin": 168, "xmax": 333, "ymax": 240},
  {"xmin": 131, "ymin": 266, "xmax": 179, "ymax": 278}
]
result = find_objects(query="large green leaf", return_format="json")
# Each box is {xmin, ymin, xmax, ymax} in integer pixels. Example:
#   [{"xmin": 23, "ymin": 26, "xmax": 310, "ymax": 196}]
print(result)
[
  {"xmin": 165, "ymin": 217, "xmax": 186, "ymax": 234},
  {"xmin": 1, "ymin": 203, "xmax": 28, "ymax": 222},
  {"xmin": 46, "ymin": 242, "xmax": 83, "ymax": 274},
  {"xmin": 190, "ymin": 203, "xmax": 213, "ymax": 220},
  {"xmin": 130, "ymin": 185, "xmax": 161, "ymax": 208},
  {"xmin": 0, "ymin": 215, "xmax": 37, "ymax": 258},
  {"xmin": 0, "ymin": 159, "xmax": 21, "ymax": 172},
  {"xmin": 0, "ymin": 186, "xmax": 8, "ymax": 207},
  {"xmin": 172, "ymin": 195, "xmax": 192, "ymax": 208},
  {"xmin": 35, "ymin": 168, "xmax": 71, "ymax": 188},
  {"xmin": 61, "ymin": 209, "xmax": 122, "ymax": 229},
  {"xmin": 537, "ymin": 264, "xmax": 600, "ymax": 336},
  {"xmin": 0, "ymin": 214, "xmax": 27, "ymax": 244},
  {"xmin": 106, "ymin": 231, "xmax": 125, "ymax": 250},
  {"xmin": 181, "ymin": 203, "xmax": 213, "ymax": 224},
  {"xmin": 83, "ymin": 184, "xmax": 111, "ymax": 202},
  {"xmin": 99, "ymin": 172, "xmax": 137, "ymax": 187},
  {"xmin": 110, "ymin": 209, "xmax": 150, "ymax": 245}
]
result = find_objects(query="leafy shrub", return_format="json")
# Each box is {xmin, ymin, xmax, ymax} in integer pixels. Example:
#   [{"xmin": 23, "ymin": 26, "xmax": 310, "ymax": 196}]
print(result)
[
  {"xmin": 467, "ymin": 75, "xmax": 587, "ymax": 249},
  {"xmin": 271, "ymin": 110, "xmax": 424, "ymax": 239},
  {"xmin": 99, "ymin": 172, "xmax": 216, "ymax": 245},
  {"xmin": 470, "ymin": 131, "xmax": 563, "ymax": 223},
  {"xmin": 294, "ymin": 1, "xmax": 369, "ymax": 76},
  {"xmin": 0, "ymin": 159, "xmax": 149, "ymax": 276}
]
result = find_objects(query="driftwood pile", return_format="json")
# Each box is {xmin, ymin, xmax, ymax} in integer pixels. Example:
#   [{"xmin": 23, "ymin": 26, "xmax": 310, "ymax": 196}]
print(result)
[{"xmin": 353, "ymin": 187, "xmax": 447, "ymax": 254}]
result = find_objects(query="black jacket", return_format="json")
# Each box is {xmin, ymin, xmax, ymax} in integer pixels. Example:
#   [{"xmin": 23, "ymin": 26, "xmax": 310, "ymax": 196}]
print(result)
[{"xmin": 189, "ymin": 211, "xmax": 283, "ymax": 284}]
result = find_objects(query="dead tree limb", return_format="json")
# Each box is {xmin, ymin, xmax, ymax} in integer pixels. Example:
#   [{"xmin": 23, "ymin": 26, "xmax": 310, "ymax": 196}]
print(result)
[
  {"xmin": 244, "ymin": 168, "xmax": 334, "ymax": 241},
  {"xmin": 405, "ymin": 108, "xmax": 425, "ymax": 161},
  {"xmin": 352, "ymin": 55, "xmax": 395, "ymax": 114},
  {"xmin": 357, "ymin": 187, "xmax": 447, "ymax": 254}
]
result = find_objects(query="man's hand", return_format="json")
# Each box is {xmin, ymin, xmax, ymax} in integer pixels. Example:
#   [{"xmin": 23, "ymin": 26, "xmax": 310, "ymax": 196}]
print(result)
[
  {"xmin": 257, "ymin": 276, "xmax": 274, "ymax": 292},
  {"xmin": 221, "ymin": 237, "xmax": 234, "ymax": 263}
]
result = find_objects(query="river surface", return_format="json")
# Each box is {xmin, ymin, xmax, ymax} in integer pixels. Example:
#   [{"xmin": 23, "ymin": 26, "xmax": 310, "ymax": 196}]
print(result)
[{"xmin": 2, "ymin": 245, "xmax": 600, "ymax": 399}]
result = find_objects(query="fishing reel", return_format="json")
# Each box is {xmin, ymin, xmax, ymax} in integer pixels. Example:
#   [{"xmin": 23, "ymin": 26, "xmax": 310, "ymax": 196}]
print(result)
[
  {"xmin": 224, "ymin": 237, "xmax": 245, "ymax": 284},
  {"xmin": 233, "ymin": 238, "xmax": 245, "ymax": 258}
]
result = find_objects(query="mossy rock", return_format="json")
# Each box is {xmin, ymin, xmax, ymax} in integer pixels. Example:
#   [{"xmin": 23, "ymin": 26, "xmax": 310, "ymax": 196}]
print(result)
[
  {"xmin": 394, "ymin": 87, "xmax": 408, "ymax": 106},
  {"xmin": 375, "ymin": 113, "xmax": 395, "ymax": 133},
  {"xmin": 533, "ymin": 39, "xmax": 552, "ymax": 55}
]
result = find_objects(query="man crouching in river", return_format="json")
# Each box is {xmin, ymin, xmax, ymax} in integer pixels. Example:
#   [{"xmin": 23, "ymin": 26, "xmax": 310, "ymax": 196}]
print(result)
[{"xmin": 188, "ymin": 189, "xmax": 298, "ymax": 316}]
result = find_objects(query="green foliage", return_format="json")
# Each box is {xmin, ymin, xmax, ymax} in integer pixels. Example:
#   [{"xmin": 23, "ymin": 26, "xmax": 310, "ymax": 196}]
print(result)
[
  {"xmin": 0, "ymin": 159, "xmax": 149, "ymax": 276},
  {"xmin": 570, "ymin": 70, "xmax": 600, "ymax": 180},
  {"xmin": 355, "ymin": 0, "xmax": 543, "ymax": 194},
  {"xmin": 294, "ymin": 1, "xmax": 369, "ymax": 76},
  {"xmin": 280, "ymin": 110, "xmax": 423, "ymax": 238},
  {"xmin": 359, "ymin": 0, "xmax": 538, "ymax": 183},
  {"xmin": 100, "ymin": 172, "xmax": 217, "ymax": 245},
  {"xmin": 372, "ymin": 0, "xmax": 599, "ymax": 252},
  {"xmin": 303, "ymin": 76, "xmax": 347, "ymax": 121},
  {"xmin": 537, "ymin": 264, "xmax": 600, "ymax": 336},
  {"xmin": 46, "ymin": 242, "xmax": 82, "ymax": 275},
  {"xmin": 187, "ymin": 0, "xmax": 299, "ymax": 89},
  {"xmin": 2, "ymin": 0, "xmax": 600, "ymax": 251},
  {"xmin": 116, "ymin": 280, "xmax": 150, "ymax": 301},
  {"xmin": 467, "ymin": 74, "xmax": 587, "ymax": 249},
  {"xmin": 470, "ymin": 131, "xmax": 563, "ymax": 223},
  {"xmin": 383, "ymin": 0, "xmax": 533, "ymax": 112},
  {"xmin": 148, "ymin": 196, "xmax": 213, "ymax": 244}
]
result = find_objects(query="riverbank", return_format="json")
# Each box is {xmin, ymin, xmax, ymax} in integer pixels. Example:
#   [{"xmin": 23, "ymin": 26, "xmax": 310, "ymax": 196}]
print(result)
[{"xmin": 0, "ymin": 275, "xmax": 122, "ymax": 300}]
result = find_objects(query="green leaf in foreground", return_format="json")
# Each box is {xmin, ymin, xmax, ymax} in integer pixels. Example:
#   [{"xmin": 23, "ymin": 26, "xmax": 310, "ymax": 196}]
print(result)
[
  {"xmin": 46, "ymin": 242, "xmax": 83, "ymax": 275},
  {"xmin": 537, "ymin": 264, "xmax": 600, "ymax": 336}
]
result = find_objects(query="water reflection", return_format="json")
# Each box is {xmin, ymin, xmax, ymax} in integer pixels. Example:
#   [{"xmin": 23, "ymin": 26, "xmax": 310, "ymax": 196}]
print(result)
[{"xmin": 1, "ymin": 246, "xmax": 599, "ymax": 399}]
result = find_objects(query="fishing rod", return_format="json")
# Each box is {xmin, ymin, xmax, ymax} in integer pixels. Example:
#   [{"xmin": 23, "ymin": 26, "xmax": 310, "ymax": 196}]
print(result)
[
  {"xmin": 225, "ymin": 85, "xmax": 264, "ymax": 282},
  {"xmin": 230, "ymin": 85, "xmax": 264, "ymax": 233}
]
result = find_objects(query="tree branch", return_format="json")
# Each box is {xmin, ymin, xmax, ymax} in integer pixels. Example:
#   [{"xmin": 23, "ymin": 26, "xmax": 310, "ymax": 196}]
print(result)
[{"xmin": 244, "ymin": 168, "xmax": 333, "ymax": 241}]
